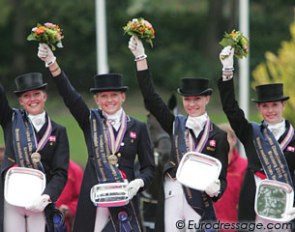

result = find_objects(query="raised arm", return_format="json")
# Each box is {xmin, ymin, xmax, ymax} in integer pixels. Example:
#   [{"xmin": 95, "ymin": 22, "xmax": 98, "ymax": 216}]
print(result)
[
  {"xmin": 37, "ymin": 44, "xmax": 90, "ymax": 129},
  {"xmin": 128, "ymin": 36, "xmax": 175, "ymax": 134},
  {"xmin": 217, "ymin": 46, "xmax": 252, "ymax": 142},
  {"xmin": 0, "ymin": 84, "xmax": 13, "ymax": 128}
]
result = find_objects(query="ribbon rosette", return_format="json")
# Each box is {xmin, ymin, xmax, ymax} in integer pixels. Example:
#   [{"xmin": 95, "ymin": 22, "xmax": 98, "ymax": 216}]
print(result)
[
  {"xmin": 27, "ymin": 22, "xmax": 64, "ymax": 51},
  {"xmin": 123, "ymin": 18, "xmax": 155, "ymax": 47},
  {"xmin": 219, "ymin": 30, "xmax": 249, "ymax": 59}
]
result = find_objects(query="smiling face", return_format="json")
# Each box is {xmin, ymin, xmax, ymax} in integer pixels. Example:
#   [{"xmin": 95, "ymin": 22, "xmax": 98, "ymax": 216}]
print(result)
[
  {"xmin": 182, "ymin": 95, "xmax": 210, "ymax": 117},
  {"xmin": 257, "ymin": 101, "xmax": 286, "ymax": 124},
  {"xmin": 18, "ymin": 89, "xmax": 47, "ymax": 115},
  {"xmin": 94, "ymin": 91, "xmax": 126, "ymax": 115}
]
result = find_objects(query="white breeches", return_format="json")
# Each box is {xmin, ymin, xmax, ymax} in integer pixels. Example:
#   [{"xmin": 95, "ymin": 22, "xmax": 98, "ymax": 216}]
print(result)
[
  {"xmin": 4, "ymin": 200, "xmax": 46, "ymax": 232},
  {"xmin": 164, "ymin": 177, "xmax": 201, "ymax": 232},
  {"xmin": 94, "ymin": 206, "xmax": 110, "ymax": 232}
]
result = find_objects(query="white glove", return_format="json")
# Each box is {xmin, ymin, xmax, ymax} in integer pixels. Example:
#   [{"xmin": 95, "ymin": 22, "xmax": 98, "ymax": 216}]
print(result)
[
  {"xmin": 282, "ymin": 207, "xmax": 295, "ymax": 221},
  {"xmin": 25, "ymin": 194, "xmax": 51, "ymax": 213},
  {"xmin": 128, "ymin": 36, "xmax": 147, "ymax": 60},
  {"xmin": 205, "ymin": 179, "xmax": 220, "ymax": 197},
  {"xmin": 37, "ymin": 43, "xmax": 56, "ymax": 67},
  {"xmin": 219, "ymin": 46, "xmax": 234, "ymax": 70},
  {"xmin": 126, "ymin": 179, "xmax": 144, "ymax": 199}
]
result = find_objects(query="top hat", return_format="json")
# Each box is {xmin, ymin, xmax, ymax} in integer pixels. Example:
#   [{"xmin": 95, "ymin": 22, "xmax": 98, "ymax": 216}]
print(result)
[
  {"xmin": 177, "ymin": 77, "xmax": 213, "ymax": 96},
  {"xmin": 90, "ymin": 73, "xmax": 128, "ymax": 93},
  {"xmin": 14, "ymin": 72, "xmax": 47, "ymax": 96},
  {"xmin": 251, "ymin": 83, "xmax": 289, "ymax": 103}
]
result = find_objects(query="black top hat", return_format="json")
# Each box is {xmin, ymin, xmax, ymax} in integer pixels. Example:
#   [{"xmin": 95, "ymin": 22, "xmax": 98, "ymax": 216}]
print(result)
[
  {"xmin": 14, "ymin": 72, "xmax": 47, "ymax": 96},
  {"xmin": 90, "ymin": 73, "xmax": 128, "ymax": 93},
  {"xmin": 251, "ymin": 83, "xmax": 289, "ymax": 103},
  {"xmin": 177, "ymin": 77, "xmax": 213, "ymax": 96}
]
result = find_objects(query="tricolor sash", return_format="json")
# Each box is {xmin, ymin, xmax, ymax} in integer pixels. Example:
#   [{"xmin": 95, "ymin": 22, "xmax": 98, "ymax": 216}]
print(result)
[
  {"xmin": 90, "ymin": 109, "xmax": 126, "ymax": 184},
  {"xmin": 12, "ymin": 109, "xmax": 52, "ymax": 171},
  {"xmin": 252, "ymin": 122, "xmax": 293, "ymax": 187},
  {"xmin": 174, "ymin": 115, "xmax": 216, "ymax": 221}
]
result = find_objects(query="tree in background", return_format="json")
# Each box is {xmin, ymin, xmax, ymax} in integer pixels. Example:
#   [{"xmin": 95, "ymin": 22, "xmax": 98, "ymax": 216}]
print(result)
[
  {"xmin": 252, "ymin": 20, "xmax": 295, "ymax": 124},
  {"xmin": 0, "ymin": 0, "xmax": 294, "ymax": 93}
]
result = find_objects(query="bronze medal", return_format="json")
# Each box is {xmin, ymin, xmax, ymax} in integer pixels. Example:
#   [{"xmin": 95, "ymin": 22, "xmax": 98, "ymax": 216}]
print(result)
[
  {"xmin": 108, "ymin": 154, "xmax": 118, "ymax": 165},
  {"xmin": 31, "ymin": 152, "xmax": 41, "ymax": 164}
]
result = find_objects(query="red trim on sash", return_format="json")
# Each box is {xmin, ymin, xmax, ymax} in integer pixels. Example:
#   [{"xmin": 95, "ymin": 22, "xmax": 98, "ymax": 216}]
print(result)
[
  {"xmin": 119, "ymin": 170, "xmax": 127, "ymax": 179},
  {"xmin": 255, "ymin": 171, "xmax": 267, "ymax": 179}
]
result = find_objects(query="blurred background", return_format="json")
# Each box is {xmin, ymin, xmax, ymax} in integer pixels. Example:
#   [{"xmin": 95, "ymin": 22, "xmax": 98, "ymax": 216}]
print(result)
[{"xmin": 0, "ymin": 0, "xmax": 295, "ymax": 167}]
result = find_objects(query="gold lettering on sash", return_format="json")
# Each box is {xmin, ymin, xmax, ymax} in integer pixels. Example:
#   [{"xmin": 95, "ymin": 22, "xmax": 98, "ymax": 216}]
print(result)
[
  {"xmin": 15, "ymin": 128, "xmax": 25, "ymax": 167},
  {"xmin": 258, "ymin": 128, "xmax": 291, "ymax": 183}
]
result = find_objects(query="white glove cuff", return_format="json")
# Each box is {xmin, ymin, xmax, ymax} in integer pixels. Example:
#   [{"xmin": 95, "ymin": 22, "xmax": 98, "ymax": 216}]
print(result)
[
  {"xmin": 45, "ymin": 56, "xmax": 57, "ymax": 67},
  {"xmin": 222, "ymin": 67, "xmax": 234, "ymax": 81},
  {"xmin": 222, "ymin": 67, "xmax": 234, "ymax": 71},
  {"xmin": 134, "ymin": 54, "xmax": 147, "ymax": 62}
]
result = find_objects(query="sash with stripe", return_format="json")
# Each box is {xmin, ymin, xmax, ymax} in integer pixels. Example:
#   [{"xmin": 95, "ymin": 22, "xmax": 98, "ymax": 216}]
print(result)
[
  {"xmin": 12, "ymin": 109, "xmax": 52, "ymax": 171},
  {"xmin": 91, "ymin": 109, "xmax": 141, "ymax": 231},
  {"xmin": 252, "ymin": 122, "xmax": 294, "ymax": 187},
  {"xmin": 90, "ymin": 109, "xmax": 126, "ymax": 184},
  {"xmin": 174, "ymin": 115, "xmax": 216, "ymax": 221}
]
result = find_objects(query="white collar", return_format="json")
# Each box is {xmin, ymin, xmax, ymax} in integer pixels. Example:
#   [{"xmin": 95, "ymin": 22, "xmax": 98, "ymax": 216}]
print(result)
[
  {"xmin": 267, "ymin": 120, "xmax": 285, "ymax": 140},
  {"xmin": 186, "ymin": 113, "xmax": 208, "ymax": 137},
  {"xmin": 104, "ymin": 108, "xmax": 123, "ymax": 121},
  {"xmin": 104, "ymin": 108, "xmax": 123, "ymax": 131},
  {"xmin": 28, "ymin": 111, "xmax": 46, "ymax": 132}
]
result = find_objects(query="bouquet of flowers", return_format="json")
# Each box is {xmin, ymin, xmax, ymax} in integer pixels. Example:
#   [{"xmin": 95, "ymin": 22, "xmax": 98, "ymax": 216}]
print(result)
[
  {"xmin": 219, "ymin": 30, "xmax": 249, "ymax": 59},
  {"xmin": 27, "ymin": 22, "xmax": 64, "ymax": 51},
  {"xmin": 123, "ymin": 18, "xmax": 155, "ymax": 47}
]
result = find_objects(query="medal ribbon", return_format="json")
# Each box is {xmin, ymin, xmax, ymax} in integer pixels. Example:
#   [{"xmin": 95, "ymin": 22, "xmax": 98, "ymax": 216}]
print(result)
[
  {"xmin": 279, "ymin": 124, "xmax": 294, "ymax": 151},
  {"xmin": 186, "ymin": 119, "xmax": 211, "ymax": 153},
  {"xmin": 33, "ymin": 118, "xmax": 52, "ymax": 153},
  {"xmin": 105, "ymin": 111, "xmax": 127, "ymax": 155}
]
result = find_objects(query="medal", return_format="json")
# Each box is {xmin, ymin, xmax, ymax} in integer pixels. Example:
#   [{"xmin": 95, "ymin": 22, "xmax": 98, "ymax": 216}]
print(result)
[
  {"xmin": 31, "ymin": 152, "xmax": 41, "ymax": 164},
  {"xmin": 108, "ymin": 154, "xmax": 118, "ymax": 165}
]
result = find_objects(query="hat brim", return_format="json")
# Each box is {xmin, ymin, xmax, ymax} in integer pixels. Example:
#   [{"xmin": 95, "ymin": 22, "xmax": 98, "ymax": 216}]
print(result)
[
  {"xmin": 90, "ymin": 86, "xmax": 128, "ymax": 94},
  {"xmin": 177, "ymin": 88, "xmax": 213, "ymax": 96},
  {"xmin": 251, "ymin": 96, "xmax": 289, "ymax": 103},
  {"xmin": 14, "ymin": 84, "xmax": 48, "ymax": 96}
]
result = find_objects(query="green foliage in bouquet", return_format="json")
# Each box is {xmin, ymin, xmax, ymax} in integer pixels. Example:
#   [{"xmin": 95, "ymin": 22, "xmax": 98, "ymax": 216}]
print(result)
[
  {"xmin": 27, "ymin": 22, "xmax": 64, "ymax": 51},
  {"xmin": 219, "ymin": 30, "xmax": 249, "ymax": 59},
  {"xmin": 123, "ymin": 18, "xmax": 155, "ymax": 47}
]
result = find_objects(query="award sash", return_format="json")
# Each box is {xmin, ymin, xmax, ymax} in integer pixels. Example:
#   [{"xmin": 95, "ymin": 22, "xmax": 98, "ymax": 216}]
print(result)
[
  {"xmin": 174, "ymin": 115, "xmax": 216, "ymax": 221},
  {"xmin": 252, "ymin": 122, "xmax": 293, "ymax": 187},
  {"xmin": 12, "ymin": 109, "xmax": 52, "ymax": 171},
  {"xmin": 90, "ymin": 109, "xmax": 126, "ymax": 184}
]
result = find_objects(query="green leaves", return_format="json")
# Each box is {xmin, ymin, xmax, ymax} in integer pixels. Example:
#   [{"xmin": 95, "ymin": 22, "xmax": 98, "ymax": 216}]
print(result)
[{"xmin": 219, "ymin": 30, "xmax": 249, "ymax": 59}]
